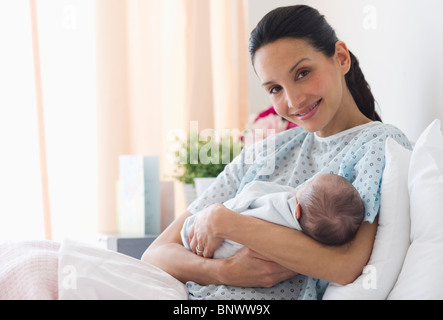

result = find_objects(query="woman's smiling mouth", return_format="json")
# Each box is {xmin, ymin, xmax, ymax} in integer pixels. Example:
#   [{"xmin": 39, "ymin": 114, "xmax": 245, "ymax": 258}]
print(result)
[{"xmin": 295, "ymin": 99, "xmax": 322, "ymax": 120}]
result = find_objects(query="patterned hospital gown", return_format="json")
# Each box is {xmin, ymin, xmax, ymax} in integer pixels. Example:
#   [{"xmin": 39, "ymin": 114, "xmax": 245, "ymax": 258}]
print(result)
[{"xmin": 186, "ymin": 121, "xmax": 412, "ymax": 300}]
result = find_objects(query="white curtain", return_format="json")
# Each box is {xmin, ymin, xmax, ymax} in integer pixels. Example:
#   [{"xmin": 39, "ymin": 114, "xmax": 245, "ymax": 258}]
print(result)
[
  {"xmin": 0, "ymin": 0, "xmax": 249, "ymax": 242},
  {"xmin": 0, "ymin": 0, "xmax": 46, "ymax": 241},
  {"xmin": 96, "ymin": 0, "xmax": 250, "ymax": 234}
]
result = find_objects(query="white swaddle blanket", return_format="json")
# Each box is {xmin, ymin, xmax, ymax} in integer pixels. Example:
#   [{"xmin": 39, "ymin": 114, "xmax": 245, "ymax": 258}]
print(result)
[{"xmin": 181, "ymin": 181, "xmax": 302, "ymax": 259}]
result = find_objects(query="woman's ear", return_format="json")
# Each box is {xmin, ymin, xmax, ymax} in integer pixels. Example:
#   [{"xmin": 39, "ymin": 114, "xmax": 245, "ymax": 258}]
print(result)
[{"xmin": 334, "ymin": 41, "xmax": 351, "ymax": 75}]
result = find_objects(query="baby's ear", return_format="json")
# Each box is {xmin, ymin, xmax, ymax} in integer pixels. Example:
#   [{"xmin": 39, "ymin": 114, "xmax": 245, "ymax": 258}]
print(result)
[{"xmin": 295, "ymin": 203, "xmax": 302, "ymax": 220}]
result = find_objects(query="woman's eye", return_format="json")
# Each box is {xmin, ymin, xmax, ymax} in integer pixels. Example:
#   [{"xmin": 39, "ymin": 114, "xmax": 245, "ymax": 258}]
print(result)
[
  {"xmin": 269, "ymin": 86, "xmax": 282, "ymax": 94},
  {"xmin": 297, "ymin": 70, "xmax": 310, "ymax": 79}
]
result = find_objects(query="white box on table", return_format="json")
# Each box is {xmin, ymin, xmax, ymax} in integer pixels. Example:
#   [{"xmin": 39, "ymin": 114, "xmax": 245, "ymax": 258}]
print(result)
[{"xmin": 118, "ymin": 155, "xmax": 161, "ymax": 236}]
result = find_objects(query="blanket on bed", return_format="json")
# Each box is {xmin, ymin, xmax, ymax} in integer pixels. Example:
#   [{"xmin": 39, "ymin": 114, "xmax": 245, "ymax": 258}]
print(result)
[
  {"xmin": 0, "ymin": 240, "xmax": 188, "ymax": 300},
  {"xmin": 0, "ymin": 241, "xmax": 59, "ymax": 300}
]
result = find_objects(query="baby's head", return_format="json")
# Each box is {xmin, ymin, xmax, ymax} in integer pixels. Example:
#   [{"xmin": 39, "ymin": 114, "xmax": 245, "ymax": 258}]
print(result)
[{"xmin": 295, "ymin": 174, "xmax": 364, "ymax": 246}]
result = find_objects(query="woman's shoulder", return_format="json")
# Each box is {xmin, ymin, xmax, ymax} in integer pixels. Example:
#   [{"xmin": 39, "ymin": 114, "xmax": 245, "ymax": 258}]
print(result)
[
  {"xmin": 242, "ymin": 126, "xmax": 307, "ymax": 154},
  {"xmin": 243, "ymin": 122, "xmax": 411, "ymax": 159},
  {"xmin": 358, "ymin": 121, "xmax": 412, "ymax": 150},
  {"xmin": 312, "ymin": 121, "xmax": 411, "ymax": 150}
]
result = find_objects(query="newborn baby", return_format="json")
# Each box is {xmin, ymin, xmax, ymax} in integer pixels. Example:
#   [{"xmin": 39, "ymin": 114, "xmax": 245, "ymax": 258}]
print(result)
[{"xmin": 181, "ymin": 174, "xmax": 364, "ymax": 259}]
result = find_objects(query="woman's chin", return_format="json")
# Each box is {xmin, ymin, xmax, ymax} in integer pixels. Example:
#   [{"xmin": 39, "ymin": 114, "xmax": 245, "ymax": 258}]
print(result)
[{"xmin": 296, "ymin": 120, "xmax": 323, "ymax": 134}]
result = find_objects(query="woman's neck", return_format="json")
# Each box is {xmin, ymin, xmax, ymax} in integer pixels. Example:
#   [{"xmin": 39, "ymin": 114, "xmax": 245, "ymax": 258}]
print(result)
[{"xmin": 317, "ymin": 89, "xmax": 372, "ymax": 138}]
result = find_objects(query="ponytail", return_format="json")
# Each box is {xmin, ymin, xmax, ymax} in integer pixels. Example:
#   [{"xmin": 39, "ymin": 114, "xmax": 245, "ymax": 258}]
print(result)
[
  {"xmin": 250, "ymin": 5, "xmax": 382, "ymax": 122},
  {"xmin": 346, "ymin": 51, "xmax": 382, "ymax": 122}
]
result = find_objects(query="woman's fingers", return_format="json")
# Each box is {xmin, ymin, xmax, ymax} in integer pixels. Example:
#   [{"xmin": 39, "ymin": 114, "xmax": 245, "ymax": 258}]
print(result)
[
  {"xmin": 188, "ymin": 223, "xmax": 195, "ymax": 246},
  {"xmin": 188, "ymin": 205, "xmax": 225, "ymax": 258},
  {"xmin": 189, "ymin": 228, "xmax": 199, "ymax": 254},
  {"xmin": 188, "ymin": 222, "xmax": 209, "ymax": 256}
]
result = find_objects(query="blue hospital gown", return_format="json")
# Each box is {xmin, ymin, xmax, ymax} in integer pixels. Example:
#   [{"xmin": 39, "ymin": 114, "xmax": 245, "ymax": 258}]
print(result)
[{"xmin": 186, "ymin": 121, "xmax": 412, "ymax": 300}]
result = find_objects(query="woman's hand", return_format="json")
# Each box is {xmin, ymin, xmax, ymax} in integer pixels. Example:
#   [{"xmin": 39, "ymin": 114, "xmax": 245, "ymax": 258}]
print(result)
[
  {"xmin": 188, "ymin": 203, "xmax": 225, "ymax": 258},
  {"xmin": 187, "ymin": 203, "xmax": 298, "ymax": 286},
  {"xmin": 220, "ymin": 247, "xmax": 298, "ymax": 288}
]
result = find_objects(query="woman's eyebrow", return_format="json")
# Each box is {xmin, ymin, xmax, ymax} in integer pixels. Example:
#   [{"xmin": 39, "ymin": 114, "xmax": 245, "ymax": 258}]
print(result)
[
  {"xmin": 262, "ymin": 80, "xmax": 275, "ymax": 87},
  {"xmin": 261, "ymin": 57, "xmax": 311, "ymax": 87},
  {"xmin": 289, "ymin": 58, "xmax": 310, "ymax": 74}
]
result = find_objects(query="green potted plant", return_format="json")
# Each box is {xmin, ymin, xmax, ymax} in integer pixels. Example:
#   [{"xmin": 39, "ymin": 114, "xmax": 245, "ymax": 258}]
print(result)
[
  {"xmin": 173, "ymin": 106, "xmax": 296, "ymax": 205},
  {"xmin": 173, "ymin": 130, "xmax": 242, "ymax": 205}
]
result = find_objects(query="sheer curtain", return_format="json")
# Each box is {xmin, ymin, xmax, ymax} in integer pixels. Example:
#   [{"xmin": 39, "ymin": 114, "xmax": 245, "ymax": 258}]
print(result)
[
  {"xmin": 0, "ymin": 0, "xmax": 249, "ymax": 242},
  {"xmin": 0, "ymin": 0, "xmax": 97, "ymax": 242},
  {"xmin": 0, "ymin": 0, "xmax": 45, "ymax": 241},
  {"xmin": 96, "ymin": 0, "xmax": 250, "ymax": 234}
]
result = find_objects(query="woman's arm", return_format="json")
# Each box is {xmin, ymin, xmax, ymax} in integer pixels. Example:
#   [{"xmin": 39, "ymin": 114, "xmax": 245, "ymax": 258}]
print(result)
[
  {"xmin": 192, "ymin": 204, "xmax": 377, "ymax": 285},
  {"xmin": 141, "ymin": 211, "xmax": 219, "ymax": 285},
  {"xmin": 141, "ymin": 211, "xmax": 297, "ymax": 287}
]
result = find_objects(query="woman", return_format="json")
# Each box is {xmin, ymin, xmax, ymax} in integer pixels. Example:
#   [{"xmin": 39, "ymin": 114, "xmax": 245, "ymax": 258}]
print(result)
[{"xmin": 142, "ymin": 5, "xmax": 411, "ymax": 299}]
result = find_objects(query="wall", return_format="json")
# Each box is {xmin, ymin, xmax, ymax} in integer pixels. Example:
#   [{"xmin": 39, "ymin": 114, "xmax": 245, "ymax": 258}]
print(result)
[{"xmin": 248, "ymin": 0, "xmax": 443, "ymax": 141}]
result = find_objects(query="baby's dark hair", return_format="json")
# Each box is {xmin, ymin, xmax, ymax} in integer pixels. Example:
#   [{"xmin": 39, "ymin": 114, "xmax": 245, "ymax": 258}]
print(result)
[{"xmin": 298, "ymin": 174, "xmax": 364, "ymax": 246}]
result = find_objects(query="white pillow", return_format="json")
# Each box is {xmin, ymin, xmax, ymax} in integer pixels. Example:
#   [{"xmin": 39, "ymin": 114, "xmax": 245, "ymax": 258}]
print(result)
[
  {"xmin": 323, "ymin": 138, "xmax": 411, "ymax": 300},
  {"xmin": 388, "ymin": 119, "xmax": 443, "ymax": 300}
]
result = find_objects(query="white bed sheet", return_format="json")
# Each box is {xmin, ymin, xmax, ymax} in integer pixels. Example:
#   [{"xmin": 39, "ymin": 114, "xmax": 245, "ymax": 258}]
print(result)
[{"xmin": 58, "ymin": 239, "xmax": 188, "ymax": 300}]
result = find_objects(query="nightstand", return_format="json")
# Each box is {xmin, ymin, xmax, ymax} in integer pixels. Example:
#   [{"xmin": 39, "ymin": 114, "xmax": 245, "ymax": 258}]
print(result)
[{"xmin": 99, "ymin": 234, "xmax": 158, "ymax": 259}]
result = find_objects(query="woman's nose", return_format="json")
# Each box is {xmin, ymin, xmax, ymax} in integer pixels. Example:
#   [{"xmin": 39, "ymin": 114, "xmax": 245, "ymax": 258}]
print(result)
[{"xmin": 285, "ymin": 90, "xmax": 305, "ymax": 110}]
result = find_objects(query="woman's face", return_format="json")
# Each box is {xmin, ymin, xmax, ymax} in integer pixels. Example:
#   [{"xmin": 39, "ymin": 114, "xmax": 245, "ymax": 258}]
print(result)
[{"xmin": 253, "ymin": 38, "xmax": 359, "ymax": 137}]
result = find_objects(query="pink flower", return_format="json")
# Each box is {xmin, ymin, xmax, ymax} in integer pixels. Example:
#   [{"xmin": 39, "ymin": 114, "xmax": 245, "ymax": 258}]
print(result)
[
  {"xmin": 254, "ymin": 106, "xmax": 298, "ymax": 130},
  {"xmin": 254, "ymin": 106, "xmax": 279, "ymax": 122},
  {"xmin": 253, "ymin": 114, "xmax": 288, "ymax": 133},
  {"xmin": 286, "ymin": 121, "xmax": 298, "ymax": 129},
  {"xmin": 242, "ymin": 106, "xmax": 297, "ymax": 145}
]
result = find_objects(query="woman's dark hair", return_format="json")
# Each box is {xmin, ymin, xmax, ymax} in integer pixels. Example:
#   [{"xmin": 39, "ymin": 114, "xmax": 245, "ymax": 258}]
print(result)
[{"xmin": 249, "ymin": 5, "xmax": 381, "ymax": 122}]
